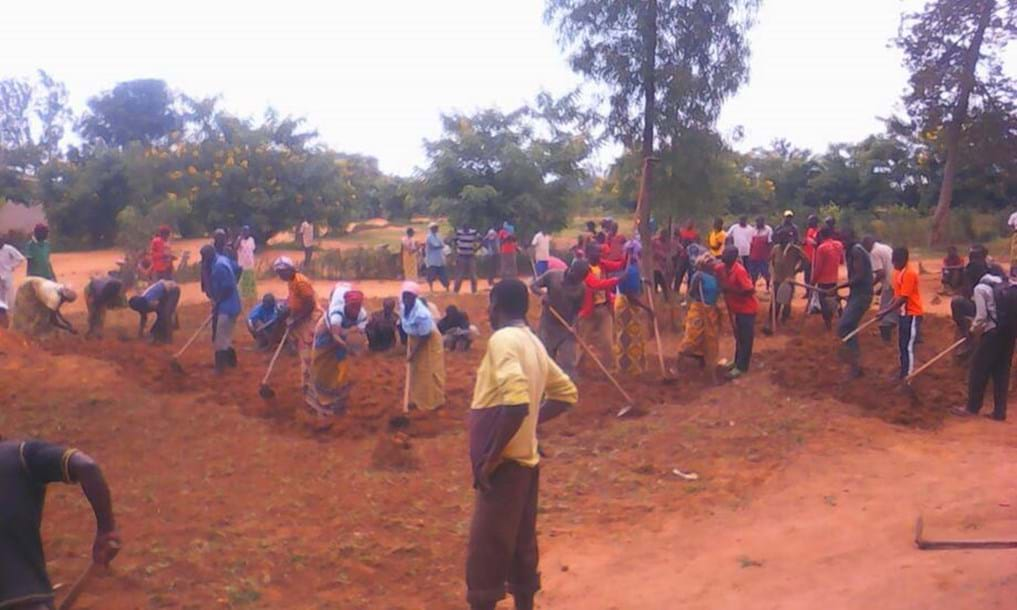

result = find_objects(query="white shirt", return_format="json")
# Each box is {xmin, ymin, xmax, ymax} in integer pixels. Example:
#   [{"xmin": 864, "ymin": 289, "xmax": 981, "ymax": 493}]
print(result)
[
  {"xmin": 727, "ymin": 223, "xmax": 754, "ymax": 257},
  {"xmin": 869, "ymin": 242, "xmax": 893, "ymax": 280},
  {"xmin": 531, "ymin": 232, "xmax": 551, "ymax": 261},
  {"xmin": 753, "ymin": 225, "xmax": 773, "ymax": 242},
  {"xmin": 973, "ymin": 274, "xmax": 1002, "ymax": 332},
  {"xmin": 1008, "ymin": 211, "xmax": 1017, "ymax": 232},
  {"xmin": 300, "ymin": 221, "xmax": 314, "ymax": 247},
  {"xmin": 0, "ymin": 244, "xmax": 26, "ymax": 277},
  {"xmin": 237, "ymin": 236, "xmax": 256, "ymax": 269},
  {"xmin": 22, "ymin": 277, "xmax": 65, "ymax": 311}
]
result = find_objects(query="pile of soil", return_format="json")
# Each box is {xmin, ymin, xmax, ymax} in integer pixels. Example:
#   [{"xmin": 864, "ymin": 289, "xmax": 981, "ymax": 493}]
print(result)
[{"xmin": 767, "ymin": 314, "xmax": 967, "ymax": 428}]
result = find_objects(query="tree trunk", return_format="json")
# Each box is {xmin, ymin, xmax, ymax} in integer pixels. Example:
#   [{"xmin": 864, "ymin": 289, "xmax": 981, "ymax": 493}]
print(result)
[
  {"xmin": 636, "ymin": 0, "xmax": 658, "ymax": 282},
  {"xmin": 929, "ymin": 0, "xmax": 993, "ymax": 245}
]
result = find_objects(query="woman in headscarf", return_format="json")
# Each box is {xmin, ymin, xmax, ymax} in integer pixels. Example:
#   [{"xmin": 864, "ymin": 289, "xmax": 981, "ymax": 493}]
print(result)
[
  {"xmin": 307, "ymin": 283, "xmax": 368, "ymax": 418},
  {"xmin": 679, "ymin": 253, "xmax": 722, "ymax": 384},
  {"xmin": 400, "ymin": 281, "xmax": 446, "ymax": 411},
  {"xmin": 273, "ymin": 256, "xmax": 320, "ymax": 389},
  {"xmin": 614, "ymin": 239, "xmax": 649, "ymax": 375},
  {"xmin": 13, "ymin": 277, "xmax": 77, "ymax": 336}
]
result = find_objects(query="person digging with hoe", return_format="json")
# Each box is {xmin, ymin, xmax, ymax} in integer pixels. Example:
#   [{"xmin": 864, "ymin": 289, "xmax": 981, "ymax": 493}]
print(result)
[
  {"xmin": 0, "ymin": 436, "xmax": 120, "ymax": 610},
  {"xmin": 129, "ymin": 279, "xmax": 181, "ymax": 345},
  {"xmin": 202, "ymin": 244, "xmax": 241, "ymax": 373},
  {"xmin": 12, "ymin": 277, "xmax": 77, "ymax": 337},
  {"xmin": 831, "ymin": 228, "xmax": 873, "ymax": 380},
  {"xmin": 875, "ymin": 247, "xmax": 925, "ymax": 380},
  {"xmin": 465, "ymin": 279, "xmax": 578, "ymax": 610}
]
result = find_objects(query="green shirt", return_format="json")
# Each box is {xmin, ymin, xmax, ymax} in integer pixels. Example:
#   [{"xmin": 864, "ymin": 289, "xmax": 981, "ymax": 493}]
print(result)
[{"xmin": 23, "ymin": 239, "xmax": 54, "ymax": 280}]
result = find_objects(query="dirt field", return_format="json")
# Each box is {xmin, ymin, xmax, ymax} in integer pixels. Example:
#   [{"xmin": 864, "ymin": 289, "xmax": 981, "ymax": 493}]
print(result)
[{"xmin": 2, "ymin": 261, "xmax": 1015, "ymax": 609}]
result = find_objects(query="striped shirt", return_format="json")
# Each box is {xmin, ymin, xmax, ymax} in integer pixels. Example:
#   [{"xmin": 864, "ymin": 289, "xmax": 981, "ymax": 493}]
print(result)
[{"xmin": 455, "ymin": 228, "xmax": 480, "ymax": 257}]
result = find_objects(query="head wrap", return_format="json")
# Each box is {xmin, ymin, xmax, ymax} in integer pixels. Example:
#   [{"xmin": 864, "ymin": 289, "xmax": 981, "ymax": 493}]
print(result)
[
  {"xmin": 401, "ymin": 280, "xmax": 421, "ymax": 296},
  {"xmin": 273, "ymin": 256, "xmax": 296, "ymax": 271}
]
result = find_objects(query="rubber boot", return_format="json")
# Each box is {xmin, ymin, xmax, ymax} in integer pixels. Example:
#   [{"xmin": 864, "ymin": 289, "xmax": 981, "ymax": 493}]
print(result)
[
  {"xmin": 214, "ymin": 350, "xmax": 227, "ymax": 374},
  {"xmin": 514, "ymin": 594, "xmax": 535, "ymax": 610},
  {"xmin": 226, "ymin": 347, "xmax": 238, "ymax": 368}
]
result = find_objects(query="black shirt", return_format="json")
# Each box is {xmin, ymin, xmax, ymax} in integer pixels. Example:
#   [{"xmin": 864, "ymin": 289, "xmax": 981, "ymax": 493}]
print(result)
[{"xmin": 0, "ymin": 440, "xmax": 78, "ymax": 608}]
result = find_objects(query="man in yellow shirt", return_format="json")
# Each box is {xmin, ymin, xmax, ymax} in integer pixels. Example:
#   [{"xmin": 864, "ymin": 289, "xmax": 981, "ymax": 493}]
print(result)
[
  {"xmin": 466, "ymin": 279, "xmax": 578, "ymax": 610},
  {"xmin": 707, "ymin": 216, "xmax": 726, "ymax": 256}
]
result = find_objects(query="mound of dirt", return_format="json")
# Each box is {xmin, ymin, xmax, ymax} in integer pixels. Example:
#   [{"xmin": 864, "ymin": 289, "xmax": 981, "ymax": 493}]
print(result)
[{"xmin": 767, "ymin": 315, "xmax": 966, "ymax": 428}]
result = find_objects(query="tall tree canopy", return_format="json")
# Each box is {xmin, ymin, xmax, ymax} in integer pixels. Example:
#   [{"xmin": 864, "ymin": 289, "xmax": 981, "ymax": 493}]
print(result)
[
  {"xmin": 897, "ymin": 0, "xmax": 1016, "ymax": 243},
  {"xmin": 546, "ymin": 0, "xmax": 758, "ymax": 269},
  {"xmin": 79, "ymin": 79, "xmax": 181, "ymax": 148}
]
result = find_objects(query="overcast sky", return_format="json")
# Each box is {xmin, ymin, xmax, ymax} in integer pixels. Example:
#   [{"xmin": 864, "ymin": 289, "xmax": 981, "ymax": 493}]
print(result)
[{"xmin": 5, "ymin": 0, "xmax": 1015, "ymax": 175}]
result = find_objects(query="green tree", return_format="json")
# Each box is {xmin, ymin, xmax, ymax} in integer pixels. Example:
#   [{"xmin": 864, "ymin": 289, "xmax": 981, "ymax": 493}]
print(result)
[
  {"xmin": 546, "ymin": 0, "xmax": 759, "ymax": 271},
  {"xmin": 421, "ymin": 103, "xmax": 591, "ymax": 239},
  {"xmin": 896, "ymin": 0, "xmax": 1016, "ymax": 244},
  {"xmin": 79, "ymin": 79, "xmax": 181, "ymax": 147}
]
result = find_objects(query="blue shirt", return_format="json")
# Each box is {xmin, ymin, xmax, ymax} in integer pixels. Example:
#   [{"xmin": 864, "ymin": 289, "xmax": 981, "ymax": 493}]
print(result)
[
  {"xmin": 142, "ymin": 280, "xmax": 167, "ymax": 302},
  {"xmin": 248, "ymin": 302, "xmax": 282, "ymax": 327},
  {"xmin": 691, "ymin": 271, "xmax": 719, "ymax": 306},
  {"xmin": 401, "ymin": 298, "xmax": 434, "ymax": 337},
  {"xmin": 425, "ymin": 232, "xmax": 446, "ymax": 267},
  {"xmin": 210, "ymin": 255, "xmax": 241, "ymax": 317}
]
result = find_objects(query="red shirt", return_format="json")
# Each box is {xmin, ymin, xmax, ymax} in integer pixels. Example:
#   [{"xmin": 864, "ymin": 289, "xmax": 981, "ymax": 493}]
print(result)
[
  {"xmin": 679, "ymin": 229, "xmax": 699, "ymax": 244},
  {"xmin": 749, "ymin": 233, "xmax": 771, "ymax": 262},
  {"xmin": 719, "ymin": 261, "xmax": 758, "ymax": 315},
  {"xmin": 812, "ymin": 240, "xmax": 844, "ymax": 285},
  {"xmin": 803, "ymin": 227, "xmax": 819, "ymax": 261},
  {"xmin": 149, "ymin": 235, "xmax": 171, "ymax": 273},
  {"xmin": 498, "ymin": 229, "xmax": 517, "ymax": 254},
  {"xmin": 605, "ymin": 234, "xmax": 627, "ymax": 262},
  {"xmin": 579, "ymin": 258, "xmax": 623, "ymax": 318}
]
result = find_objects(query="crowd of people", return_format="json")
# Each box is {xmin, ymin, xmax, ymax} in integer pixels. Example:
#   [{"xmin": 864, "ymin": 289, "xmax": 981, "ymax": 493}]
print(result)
[{"xmin": 6, "ymin": 210, "xmax": 1017, "ymax": 610}]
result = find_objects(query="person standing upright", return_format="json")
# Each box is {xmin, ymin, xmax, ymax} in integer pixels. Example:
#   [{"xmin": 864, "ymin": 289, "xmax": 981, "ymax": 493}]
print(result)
[
  {"xmin": 498, "ymin": 222, "xmax": 519, "ymax": 279},
  {"xmin": 530, "ymin": 229, "xmax": 552, "ymax": 277},
  {"xmin": 775, "ymin": 210, "xmax": 799, "ymax": 244},
  {"xmin": 482, "ymin": 228, "xmax": 500, "ymax": 286},
  {"xmin": 299, "ymin": 216, "xmax": 315, "ymax": 269},
  {"xmin": 454, "ymin": 224, "xmax": 481, "ymax": 294},
  {"xmin": 832, "ymin": 229, "xmax": 873, "ymax": 379},
  {"xmin": 401, "ymin": 227, "xmax": 419, "ymax": 280},
  {"xmin": 719, "ymin": 246, "xmax": 758, "ymax": 379},
  {"xmin": 465, "ymin": 279, "xmax": 578, "ymax": 610},
  {"xmin": 236, "ymin": 225, "xmax": 257, "ymax": 300},
  {"xmin": 707, "ymin": 217, "xmax": 726, "ymax": 257},
  {"xmin": 149, "ymin": 225, "xmax": 175, "ymax": 281},
  {"xmin": 811, "ymin": 227, "xmax": 844, "ymax": 331},
  {"xmin": 23, "ymin": 224, "xmax": 55, "ymax": 281},
  {"xmin": 1008, "ymin": 207, "xmax": 1017, "ymax": 270},
  {"xmin": 202, "ymin": 244, "xmax": 241, "ymax": 373},
  {"xmin": 863, "ymin": 236, "xmax": 896, "ymax": 342},
  {"xmin": 0, "ymin": 236, "xmax": 25, "ymax": 327},
  {"xmin": 425, "ymin": 222, "xmax": 450, "ymax": 292},
  {"xmin": 952, "ymin": 272, "xmax": 1016, "ymax": 422},
  {"xmin": 726, "ymin": 216, "xmax": 753, "ymax": 269},
  {"xmin": 876, "ymin": 247, "xmax": 925, "ymax": 380},
  {"xmin": 747, "ymin": 215, "xmax": 773, "ymax": 290}
]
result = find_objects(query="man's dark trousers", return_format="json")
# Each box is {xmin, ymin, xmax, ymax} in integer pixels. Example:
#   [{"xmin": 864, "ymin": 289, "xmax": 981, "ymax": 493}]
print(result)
[{"xmin": 966, "ymin": 329, "xmax": 1016, "ymax": 420}]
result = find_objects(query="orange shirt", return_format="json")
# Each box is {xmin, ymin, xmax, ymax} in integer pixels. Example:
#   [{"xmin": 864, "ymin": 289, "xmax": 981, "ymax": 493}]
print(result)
[
  {"xmin": 149, "ymin": 236, "xmax": 171, "ymax": 272},
  {"xmin": 287, "ymin": 273, "xmax": 317, "ymax": 317},
  {"xmin": 893, "ymin": 265, "xmax": 924, "ymax": 316}
]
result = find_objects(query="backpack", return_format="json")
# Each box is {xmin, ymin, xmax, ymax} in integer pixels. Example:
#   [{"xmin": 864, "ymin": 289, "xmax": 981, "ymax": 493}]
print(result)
[{"xmin": 990, "ymin": 281, "xmax": 1017, "ymax": 333}]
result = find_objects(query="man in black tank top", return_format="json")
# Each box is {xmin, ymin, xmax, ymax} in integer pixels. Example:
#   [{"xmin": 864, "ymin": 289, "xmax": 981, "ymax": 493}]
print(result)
[{"xmin": 833, "ymin": 228, "xmax": 873, "ymax": 379}]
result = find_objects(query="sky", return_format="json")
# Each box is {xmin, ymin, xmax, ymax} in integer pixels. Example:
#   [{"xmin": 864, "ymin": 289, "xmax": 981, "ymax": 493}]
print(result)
[{"xmin": 5, "ymin": 0, "xmax": 1015, "ymax": 176}]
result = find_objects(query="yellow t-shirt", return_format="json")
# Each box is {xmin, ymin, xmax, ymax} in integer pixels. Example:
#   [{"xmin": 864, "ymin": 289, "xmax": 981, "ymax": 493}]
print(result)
[
  {"xmin": 708, "ymin": 229, "xmax": 726, "ymax": 256},
  {"xmin": 470, "ymin": 325, "xmax": 578, "ymax": 467}
]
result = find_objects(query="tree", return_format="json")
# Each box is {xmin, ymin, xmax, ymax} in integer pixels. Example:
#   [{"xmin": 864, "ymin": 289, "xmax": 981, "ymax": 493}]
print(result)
[
  {"xmin": 897, "ymin": 0, "xmax": 1016, "ymax": 244},
  {"xmin": 421, "ymin": 103, "xmax": 591, "ymax": 240},
  {"xmin": 79, "ymin": 79, "xmax": 181, "ymax": 147},
  {"xmin": 546, "ymin": 0, "xmax": 759, "ymax": 273}
]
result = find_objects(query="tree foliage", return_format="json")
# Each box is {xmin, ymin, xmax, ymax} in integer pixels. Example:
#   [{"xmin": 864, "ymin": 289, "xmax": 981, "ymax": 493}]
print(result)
[
  {"xmin": 421, "ymin": 97, "xmax": 592, "ymax": 239},
  {"xmin": 78, "ymin": 79, "xmax": 181, "ymax": 148}
]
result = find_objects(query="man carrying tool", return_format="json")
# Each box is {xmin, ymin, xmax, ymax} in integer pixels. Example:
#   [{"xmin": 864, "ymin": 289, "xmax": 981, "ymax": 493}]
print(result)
[
  {"xmin": 129, "ymin": 279, "xmax": 181, "ymax": 344},
  {"xmin": 830, "ymin": 229, "xmax": 873, "ymax": 379},
  {"xmin": 810, "ymin": 226, "xmax": 844, "ymax": 331},
  {"xmin": 578, "ymin": 245, "xmax": 622, "ymax": 369},
  {"xmin": 246, "ymin": 293, "xmax": 286, "ymax": 350},
  {"xmin": 863, "ymin": 236, "xmax": 896, "ymax": 342},
  {"xmin": 83, "ymin": 274, "xmax": 125, "ymax": 339},
  {"xmin": 876, "ymin": 247, "xmax": 924, "ymax": 380},
  {"xmin": 0, "ymin": 437, "xmax": 120, "ymax": 610},
  {"xmin": 950, "ymin": 245, "xmax": 1004, "ymax": 360},
  {"xmin": 274, "ymin": 256, "xmax": 320, "ymax": 390},
  {"xmin": 465, "ymin": 279, "xmax": 578, "ymax": 610},
  {"xmin": 531, "ymin": 259, "xmax": 589, "ymax": 380},
  {"xmin": 202, "ymin": 244, "xmax": 241, "ymax": 373},
  {"xmin": 763, "ymin": 229, "xmax": 805, "ymax": 335},
  {"xmin": 719, "ymin": 246, "xmax": 758, "ymax": 379},
  {"xmin": 951, "ymin": 271, "xmax": 1017, "ymax": 422}
]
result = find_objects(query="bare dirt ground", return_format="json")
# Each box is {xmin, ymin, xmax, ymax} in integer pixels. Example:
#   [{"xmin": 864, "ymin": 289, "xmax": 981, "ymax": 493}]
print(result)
[{"xmin": 2, "ymin": 252, "xmax": 1014, "ymax": 609}]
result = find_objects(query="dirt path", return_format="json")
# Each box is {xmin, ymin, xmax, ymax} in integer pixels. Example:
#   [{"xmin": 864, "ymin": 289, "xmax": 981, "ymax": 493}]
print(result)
[{"xmin": 542, "ymin": 409, "xmax": 1017, "ymax": 610}]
